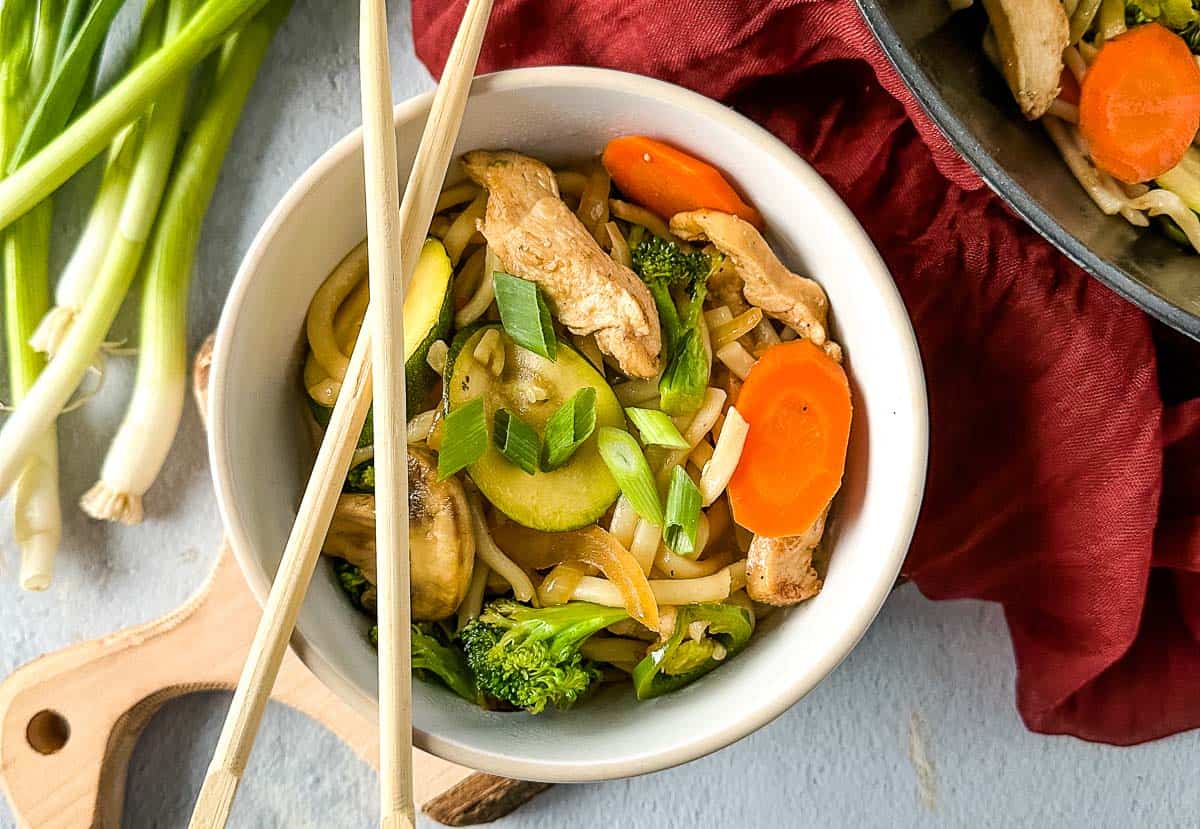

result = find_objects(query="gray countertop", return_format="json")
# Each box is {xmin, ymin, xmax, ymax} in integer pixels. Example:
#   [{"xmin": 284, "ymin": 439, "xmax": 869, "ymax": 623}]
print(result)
[{"xmin": 1, "ymin": 3, "xmax": 1194, "ymax": 827}]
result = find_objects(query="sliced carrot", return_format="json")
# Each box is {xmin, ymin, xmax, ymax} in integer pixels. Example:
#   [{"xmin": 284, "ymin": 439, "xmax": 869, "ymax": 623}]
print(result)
[
  {"xmin": 601, "ymin": 136, "xmax": 764, "ymax": 229},
  {"xmin": 1079, "ymin": 23, "xmax": 1200, "ymax": 183},
  {"xmin": 727, "ymin": 340, "xmax": 851, "ymax": 538}
]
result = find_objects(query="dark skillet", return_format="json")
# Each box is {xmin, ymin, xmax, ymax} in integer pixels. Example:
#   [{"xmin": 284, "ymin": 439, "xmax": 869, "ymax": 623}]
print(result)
[{"xmin": 857, "ymin": 0, "xmax": 1200, "ymax": 339}]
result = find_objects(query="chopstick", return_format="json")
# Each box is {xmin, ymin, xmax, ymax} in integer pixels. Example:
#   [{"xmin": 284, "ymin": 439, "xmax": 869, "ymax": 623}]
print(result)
[
  {"xmin": 359, "ymin": 0, "xmax": 415, "ymax": 825},
  {"xmin": 187, "ymin": 3, "xmax": 492, "ymax": 827},
  {"xmin": 365, "ymin": 2, "xmax": 493, "ymax": 826}
]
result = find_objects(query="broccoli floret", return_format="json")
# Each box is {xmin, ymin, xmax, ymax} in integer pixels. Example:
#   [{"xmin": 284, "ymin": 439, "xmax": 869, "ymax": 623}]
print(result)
[
  {"xmin": 632, "ymin": 603, "xmax": 754, "ymax": 700},
  {"xmin": 1126, "ymin": 1, "xmax": 1200, "ymax": 50},
  {"xmin": 631, "ymin": 236, "xmax": 712, "ymax": 344},
  {"xmin": 412, "ymin": 622, "xmax": 479, "ymax": 703},
  {"xmin": 632, "ymin": 234, "xmax": 712, "ymax": 288},
  {"xmin": 346, "ymin": 461, "xmax": 375, "ymax": 492},
  {"xmin": 367, "ymin": 622, "xmax": 479, "ymax": 704},
  {"xmin": 334, "ymin": 559, "xmax": 375, "ymax": 615},
  {"xmin": 631, "ymin": 236, "xmax": 722, "ymax": 415},
  {"xmin": 460, "ymin": 599, "xmax": 630, "ymax": 713}
]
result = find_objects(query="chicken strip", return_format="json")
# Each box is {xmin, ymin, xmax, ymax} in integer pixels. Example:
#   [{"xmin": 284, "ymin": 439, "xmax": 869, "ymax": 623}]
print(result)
[
  {"xmin": 980, "ymin": 0, "xmax": 1068, "ymax": 120},
  {"xmin": 463, "ymin": 150, "xmax": 662, "ymax": 378},
  {"xmin": 670, "ymin": 209, "xmax": 829, "ymax": 345},
  {"xmin": 745, "ymin": 507, "xmax": 828, "ymax": 606}
]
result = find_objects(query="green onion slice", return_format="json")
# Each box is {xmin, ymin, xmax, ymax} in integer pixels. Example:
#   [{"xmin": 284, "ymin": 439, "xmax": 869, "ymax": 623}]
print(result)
[
  {"xmin": 542, "ymin": 387, "xmax": 597, "ymax": 471},
  {"xmin": 625, "ymin": 407, "xmax": 689, "ymax": 448},
  {"xmin": 663, "ymin": 466, "xmax": 702, "ymax": 556},
  {"xmin": 493, "ymin": 271, "xmax": 557, "ymax": 360},
  {"xmin": 438, "ymin": 398, "xmax": 488, "ymax": 480},
  {"xmin": 597, "ymin": 427, "xmax": 664, "ymax": 526},
  {"xmin": 493, "ymin": 408, "xmax": 540, "ymax": 475}
]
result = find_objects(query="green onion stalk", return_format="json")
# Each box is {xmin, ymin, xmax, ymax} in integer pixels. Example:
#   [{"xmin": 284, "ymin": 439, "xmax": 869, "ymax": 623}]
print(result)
[
  {"xmin": 1, "ymin": 0, "xmax": 66, "ymax": 589},
  {"xmin": 30, "ymin": 123, "xmax": 143, "ymax": 355},
  {"xmin": 0, "ymin": 0, "xmax": 270, "ymax": 235},
  {"xmin": 31, "ymin": 0, "xmax": 167, "ymax": 356},
  {"xmin": 83, "ymin": 0, "xmax": 293, "ymax": 523},
  {"xmin": 56, "ymin": 0, "xmax": 111, "ymax": 121},
  {"xmin": 56, "ymin": 0, "xmax": 91, "ymax": 59},
  {"xmin": 0, "ymin": 0, "xmax": 196, "ymax": 501},
  {"xmin": 10, "ymin": 0, "xmax": 129, "ymax": 173},
  {"xmin": 5, "ymin": 204, "xmax": 60, "ymax": 590}
]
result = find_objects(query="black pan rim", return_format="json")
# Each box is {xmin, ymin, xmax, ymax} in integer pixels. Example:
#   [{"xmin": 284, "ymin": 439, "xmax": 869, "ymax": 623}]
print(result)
[{"xmin": 855, "ymin": 0, "xmax": 1200, "ymax": 339}]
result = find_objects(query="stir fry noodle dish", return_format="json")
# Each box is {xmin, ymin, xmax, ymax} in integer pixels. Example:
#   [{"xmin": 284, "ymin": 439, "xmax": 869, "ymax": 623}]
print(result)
[{"xmin": 303, "ymin": 137, "xmax": 853, "ymax": 714}]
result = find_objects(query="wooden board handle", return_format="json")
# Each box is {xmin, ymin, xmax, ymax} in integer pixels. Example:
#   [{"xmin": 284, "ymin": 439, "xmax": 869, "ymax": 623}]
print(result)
[{"xmin": 0, "ymin": 551, "xmax": 256, "ymax": 829}]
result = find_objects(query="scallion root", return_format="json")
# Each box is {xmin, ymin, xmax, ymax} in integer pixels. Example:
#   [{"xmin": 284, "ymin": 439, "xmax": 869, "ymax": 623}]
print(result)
[{"xmin": 79, "ymin": 481, "xmax": 143, "ymax": 525}]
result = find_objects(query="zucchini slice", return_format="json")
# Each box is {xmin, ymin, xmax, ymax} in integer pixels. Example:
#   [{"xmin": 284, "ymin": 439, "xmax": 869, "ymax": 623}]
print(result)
[
  {"xmin": 309, "ymin": 238, "xmax": 452, "ymax": 461},
  {"xmin": 445, "ymin": 326, "xmax": 623, "ymax": 531},
  {"xmin": 403, "ymin": 238, "xmax": 455, "ymax": 412}
]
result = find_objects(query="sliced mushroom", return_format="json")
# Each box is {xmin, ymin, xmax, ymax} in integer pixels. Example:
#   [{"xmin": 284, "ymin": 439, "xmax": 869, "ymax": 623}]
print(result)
[
  {"xmin": 407, "ymin": 447, "xmax": 476, "ymax": 619},
  {"xmin": 980, "ymin": 0, "xmax": 1068, "ymax": 120},
  {"xmin": 745, "ymin": 507, "xmax": 828, "ymax": 606},
  {"xmin": 462, "ymin": 150, "xmax": 662, "ymax": 378},
  {"xmin": 669, "ymin": 209, "xmax": 829, "ymax": 345},
  {"xmin": 325, "ymin": 493, "xmax": 378, "ymax": 581},
  {"xmin": 323, "ymin": 447, "xmax": 475, "ymax": 620}
]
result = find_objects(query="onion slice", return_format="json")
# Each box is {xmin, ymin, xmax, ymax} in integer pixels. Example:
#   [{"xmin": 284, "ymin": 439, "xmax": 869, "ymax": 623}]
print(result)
[{"xmin": 491, "ymin": 523, "xmax": 659, "ymax": 630}]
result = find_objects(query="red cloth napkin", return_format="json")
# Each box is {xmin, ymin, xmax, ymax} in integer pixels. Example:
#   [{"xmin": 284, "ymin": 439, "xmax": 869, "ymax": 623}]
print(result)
[{"xmin": 412, "ymin": 0, "xmax": 1200, "ymax": 745}]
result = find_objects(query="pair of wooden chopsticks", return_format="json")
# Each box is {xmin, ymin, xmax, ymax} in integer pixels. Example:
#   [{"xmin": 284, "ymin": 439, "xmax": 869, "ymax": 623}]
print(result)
[{"xmin": 188, "ymin": 2, "xmax": 494, "ymax": 827}]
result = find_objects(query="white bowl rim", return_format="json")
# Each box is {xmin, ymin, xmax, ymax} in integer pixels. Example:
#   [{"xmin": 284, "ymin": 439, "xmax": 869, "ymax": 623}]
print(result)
[{"xmin": 208, "ymin": 64, "xmax": 929, "ymax": 782}]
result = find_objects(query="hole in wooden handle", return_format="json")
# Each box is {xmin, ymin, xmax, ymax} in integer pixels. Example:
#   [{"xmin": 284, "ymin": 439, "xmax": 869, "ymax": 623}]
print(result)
[{"xmin": 26, "ymin": 709, "xmax": 70, "ymax": 755}]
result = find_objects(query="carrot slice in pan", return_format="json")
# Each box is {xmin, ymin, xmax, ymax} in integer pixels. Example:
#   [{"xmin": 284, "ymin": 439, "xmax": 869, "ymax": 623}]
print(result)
[
  {"xmin": 1079, "ymin": 23, "xmax": 1200, "ymax": 184},
  {"xmin": 602, "ymin": 135, "xmax": 764, "ymax": 229},
  {"xmin": 727, "ymin": 340, "xmax": 851, "ymax": 538}
]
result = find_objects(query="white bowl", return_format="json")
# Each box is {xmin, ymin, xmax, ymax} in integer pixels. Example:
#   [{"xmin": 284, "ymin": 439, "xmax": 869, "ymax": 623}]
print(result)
[{"xmin": 209, "ymin": 66, "xmax": 928, "ymax": 783}]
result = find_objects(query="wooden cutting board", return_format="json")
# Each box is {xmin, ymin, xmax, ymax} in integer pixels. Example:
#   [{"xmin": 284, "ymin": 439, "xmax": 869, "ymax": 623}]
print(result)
[{"xmin": 0, "ymin": 337, "xmax": 549, "ymax": 828}]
